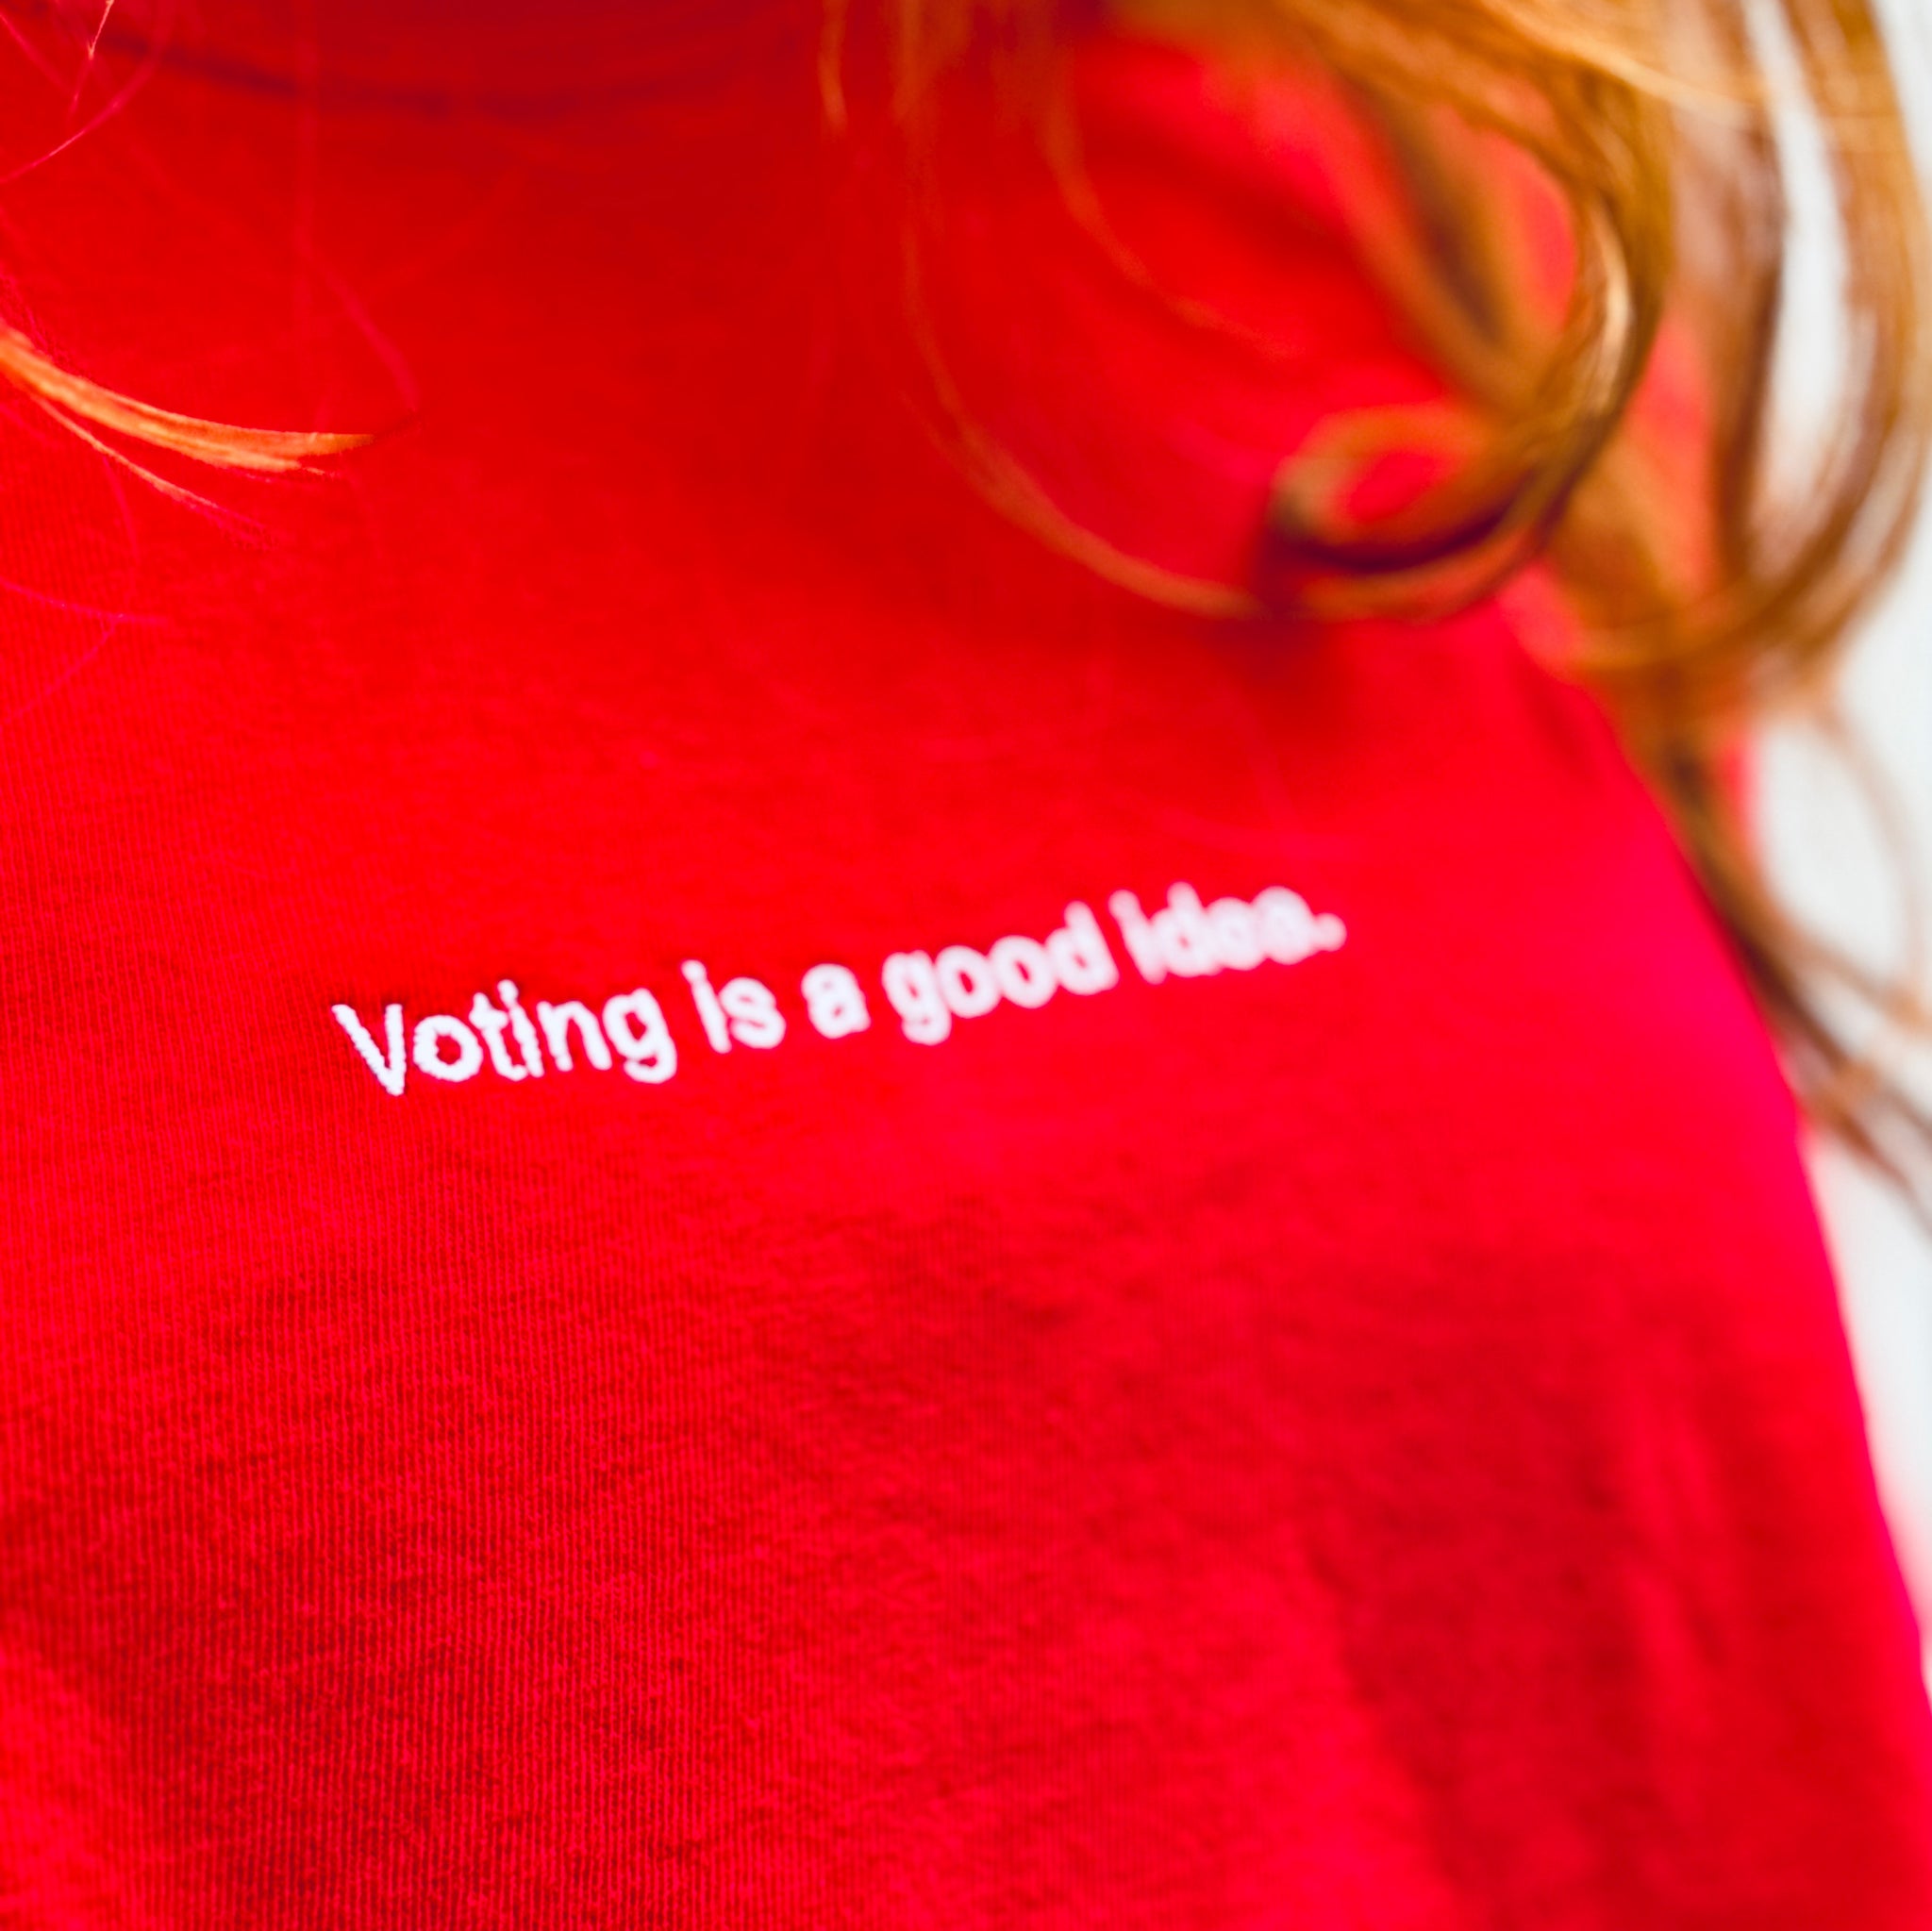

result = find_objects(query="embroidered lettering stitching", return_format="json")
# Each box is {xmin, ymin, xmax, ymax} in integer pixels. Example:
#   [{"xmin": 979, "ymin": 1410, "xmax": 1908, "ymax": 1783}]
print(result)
[{"xmin": 329, "ymin": 883, "xmax": 1344, "ymax": 1096}]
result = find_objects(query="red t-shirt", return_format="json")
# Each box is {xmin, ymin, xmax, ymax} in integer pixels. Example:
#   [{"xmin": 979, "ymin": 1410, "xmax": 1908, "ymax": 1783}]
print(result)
[{"xmin": 2, "ymin": 4, "xmax": 1928, "ymax": 1923}]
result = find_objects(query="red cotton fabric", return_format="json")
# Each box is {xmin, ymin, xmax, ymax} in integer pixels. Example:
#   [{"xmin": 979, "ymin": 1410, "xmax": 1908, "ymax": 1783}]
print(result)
[{"xmin": 2, "ymin": 4, "xmax": 1929, "ymax": 1924}]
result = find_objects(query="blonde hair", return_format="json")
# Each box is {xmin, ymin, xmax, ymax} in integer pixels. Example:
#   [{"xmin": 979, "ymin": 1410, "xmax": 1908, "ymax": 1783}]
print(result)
[
  {"xmin": 828, "ymin": 0, "xmax": 1932, "ymax": 1193},
  {"xmin": 0, "ymin": 323, "xmax": 362, "ymax": 502}
]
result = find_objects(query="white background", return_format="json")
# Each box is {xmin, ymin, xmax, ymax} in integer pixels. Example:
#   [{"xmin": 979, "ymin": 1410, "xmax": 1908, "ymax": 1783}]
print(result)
[{"xmin": 1759, "ymin": 0, "xmax": 1932, "ymax": 1668}]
